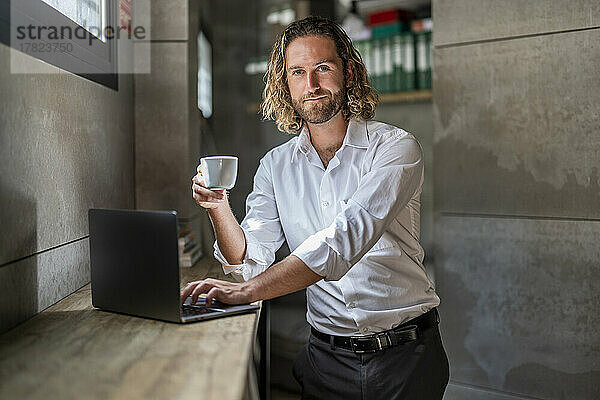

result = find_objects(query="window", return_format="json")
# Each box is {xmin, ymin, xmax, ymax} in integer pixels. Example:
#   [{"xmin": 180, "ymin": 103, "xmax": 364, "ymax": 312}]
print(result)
[
  {"xmin": 2, "ymin": 0, "xmax": 118, "ymax": 90},
  {"xmin": 40, "ymin": 0, "xmax": 106, "ymax": 41},
  {"xmin": 197, "ymin": 29, "xmax": 212, "ymax": 118}
]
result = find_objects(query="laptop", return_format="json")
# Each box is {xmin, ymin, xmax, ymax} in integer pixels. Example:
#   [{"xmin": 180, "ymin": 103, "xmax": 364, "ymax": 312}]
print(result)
[{"xmin": 88, "ymin": 208, "xmax": 259, "ymax": 323}]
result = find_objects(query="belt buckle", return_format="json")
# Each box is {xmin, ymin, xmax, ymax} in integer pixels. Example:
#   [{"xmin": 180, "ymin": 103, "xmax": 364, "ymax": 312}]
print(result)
[
  {"xmin": 349, "ymin": 335, "xmax": 373, "ymax": 353},
  {"xmin": 349, "ymin": 332, "xmax": 391, "ymax": 353}
]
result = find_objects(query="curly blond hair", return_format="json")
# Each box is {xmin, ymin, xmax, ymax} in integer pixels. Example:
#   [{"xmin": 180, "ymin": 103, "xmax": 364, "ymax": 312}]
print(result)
[{"xmin": 261, "ymin": 16, "xmax": 379, "ymax": 134}]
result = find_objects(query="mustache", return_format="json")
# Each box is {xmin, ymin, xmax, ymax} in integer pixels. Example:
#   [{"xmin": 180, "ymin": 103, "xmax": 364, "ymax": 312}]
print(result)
[{"xmin": 301, "ymin": 90, "xmax": 329, "ymax": 101}]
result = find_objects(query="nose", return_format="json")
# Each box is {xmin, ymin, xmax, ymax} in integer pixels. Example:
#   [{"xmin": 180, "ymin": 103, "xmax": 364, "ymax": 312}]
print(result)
[{"xmin": 306, "ymin": 71, "xmax": 320, "ymax": 92}]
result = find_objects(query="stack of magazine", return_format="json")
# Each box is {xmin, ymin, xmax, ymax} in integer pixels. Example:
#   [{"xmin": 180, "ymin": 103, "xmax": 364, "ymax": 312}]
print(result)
[{"xmin": 178, "ymin": 222, "xmax": 202, "ymax": 268}]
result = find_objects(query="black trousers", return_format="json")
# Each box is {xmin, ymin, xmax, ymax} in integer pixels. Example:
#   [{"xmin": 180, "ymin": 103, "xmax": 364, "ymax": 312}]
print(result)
[{"xmin": 292, "ymin": 323, "xmax": 449, "ymax": 400}]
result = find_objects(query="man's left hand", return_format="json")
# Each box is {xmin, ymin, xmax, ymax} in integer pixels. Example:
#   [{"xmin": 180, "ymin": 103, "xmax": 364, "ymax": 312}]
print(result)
[{"xmin": 180, "ymin": 278, "xmax": 254, "ymax": 306}]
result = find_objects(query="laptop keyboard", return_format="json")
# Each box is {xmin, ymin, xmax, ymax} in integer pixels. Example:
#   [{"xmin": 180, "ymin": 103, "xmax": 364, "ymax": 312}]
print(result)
[{"xmin": 181, "ymin": 300, "xmax": 228, "ymax": 317}]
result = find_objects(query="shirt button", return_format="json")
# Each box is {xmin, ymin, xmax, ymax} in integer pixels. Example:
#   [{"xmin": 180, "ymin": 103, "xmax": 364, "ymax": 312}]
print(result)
[
  {"xmin": 321, "ymin": 201, "xmax": 329, "ymax": 207},
  {"xmin": 348, "ymin": 302, "xmax": 355, "ymax": 308},
  {"xmin": 361, "ymin": 328, "xmax": 369, "ymax": 334}
]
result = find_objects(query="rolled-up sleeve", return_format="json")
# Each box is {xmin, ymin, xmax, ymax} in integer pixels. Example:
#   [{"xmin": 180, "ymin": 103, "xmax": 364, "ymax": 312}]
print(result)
[
  {"xmin": 214, "ymin": 156, "xmax": 285, "ymax": 282},
  {"xmin": 291, "ymin": 133, "xmax": 423, "ymax": 281}
]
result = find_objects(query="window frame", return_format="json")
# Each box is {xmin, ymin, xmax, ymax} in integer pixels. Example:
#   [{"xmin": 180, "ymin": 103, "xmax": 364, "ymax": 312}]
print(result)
[{"xmin": 1, "ymin": 0, "xmax": 118, "ymax": 90}]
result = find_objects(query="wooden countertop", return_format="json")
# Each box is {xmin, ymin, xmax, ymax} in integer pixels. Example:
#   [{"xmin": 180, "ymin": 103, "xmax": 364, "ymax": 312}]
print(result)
[{"xmin": 0, "ymin": 258, "xmax": 261, "ymax": 400}]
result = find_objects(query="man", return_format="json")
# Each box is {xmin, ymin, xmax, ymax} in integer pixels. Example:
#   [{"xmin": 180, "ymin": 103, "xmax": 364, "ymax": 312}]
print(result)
[{"xmin": 182, "ymin": 16, "xmax": 449, "ymax": 400}]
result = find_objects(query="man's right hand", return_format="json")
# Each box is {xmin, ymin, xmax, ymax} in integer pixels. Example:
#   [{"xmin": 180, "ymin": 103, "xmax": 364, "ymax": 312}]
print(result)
[{"xmin": 191, "ymin": 166, "xmax": 226, "ymax": 209}]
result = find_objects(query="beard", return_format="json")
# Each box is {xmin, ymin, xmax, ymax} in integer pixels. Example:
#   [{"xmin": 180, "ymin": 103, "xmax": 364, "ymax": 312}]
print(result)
[{"xmin": 292, "ymin": 87, "xmax": 346, "ymax": 124}]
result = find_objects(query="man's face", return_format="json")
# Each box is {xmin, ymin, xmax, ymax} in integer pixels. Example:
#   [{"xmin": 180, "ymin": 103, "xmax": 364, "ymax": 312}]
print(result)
[{"xmin": 285, "ymin": 35, "xmax": 348, "ymax": 124}]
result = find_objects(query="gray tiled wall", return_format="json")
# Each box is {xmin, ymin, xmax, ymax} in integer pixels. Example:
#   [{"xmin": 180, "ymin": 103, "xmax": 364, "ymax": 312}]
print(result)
[
  {"xmin": 434, "ymin": 0, "xmax": 600, "ymax": 46},
  {"xmin": 444, "ymin": 382, "xmax": 526, "ymax": 400},
  {"xmin": 433, "ymin": 1, "xmax": 600, "ymax": 399},
  {"xmin": 433, "ymin": 29, "xmax": 600, "ymax": 219},
  {"xmin": 0, "ymin": 239, "xmax": 90, "ymax": 332},
  {"xmin": 0, "ymin": 43, "xmax": 134, "ymax": 333},
  {"xmin": 436, "ymin": 217, "xmax": 600, "ymax": 399}
]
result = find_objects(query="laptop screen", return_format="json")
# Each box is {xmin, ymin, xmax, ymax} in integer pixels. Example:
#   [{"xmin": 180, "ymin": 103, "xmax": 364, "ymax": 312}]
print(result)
[{"xmin": 89, "ymin": 209, "xmax": 182, "ymax": 322}]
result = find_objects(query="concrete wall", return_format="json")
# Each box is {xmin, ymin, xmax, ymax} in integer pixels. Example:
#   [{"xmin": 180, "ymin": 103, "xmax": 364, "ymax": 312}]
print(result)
[
  {"xmin": 134, "ymin": 0, "xmax": 202, "ymax": 218},
  {"xmin": 375, "ymin": 101, "xmax": 434, "ymax": 269},
  {"xmin": 0, "ymin": 44, "xmax": 134, "ymax": 333},
  {"xmin": 432, "ymin": 1, "xmax": 600, "ymax": 399}
]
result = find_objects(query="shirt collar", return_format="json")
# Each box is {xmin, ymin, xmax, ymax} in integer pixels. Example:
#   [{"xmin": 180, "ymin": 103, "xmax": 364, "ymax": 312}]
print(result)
[
  {"xmin": 291, "ymin": 125, "xmax": 312, "ymax": 163},
  {"xmin": 291, "ymin": 118, "xmax": 369, "ymax": 163},
  {"xmin": 343, "ymin": 118, "xmax": 370, "ymax": 149}
]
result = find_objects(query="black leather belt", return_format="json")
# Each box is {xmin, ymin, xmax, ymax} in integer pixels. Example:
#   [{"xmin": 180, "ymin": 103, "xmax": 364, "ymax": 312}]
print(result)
[{"xmin": 310, "ymin": 308, "xmax": 439, "ymax": 353}]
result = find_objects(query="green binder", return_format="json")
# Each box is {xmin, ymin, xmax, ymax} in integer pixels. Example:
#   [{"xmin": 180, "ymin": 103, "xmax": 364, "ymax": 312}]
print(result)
[
  {"xmin": 403, "ymin": 32, "xmax": 416, "ymax": 91},
  {"xmin": 416, "ymin": 31, "xmax": 432, "ymax": 89}
]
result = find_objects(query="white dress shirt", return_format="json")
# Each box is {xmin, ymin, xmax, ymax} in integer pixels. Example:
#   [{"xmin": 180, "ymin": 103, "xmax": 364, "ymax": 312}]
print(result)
[{"xmin": 214, "ymin": 118, "xmax": 440, "ymax": 336}]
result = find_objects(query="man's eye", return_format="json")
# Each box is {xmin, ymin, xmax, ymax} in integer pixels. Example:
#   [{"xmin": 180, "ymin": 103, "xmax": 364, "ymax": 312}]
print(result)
[
  {"xmin": 317, "ymin": 65, "xmax": 330, "ymax": 71},
  {"xmin": 291, "ymin": 70, "xmax": 303, "ymax": 76}
]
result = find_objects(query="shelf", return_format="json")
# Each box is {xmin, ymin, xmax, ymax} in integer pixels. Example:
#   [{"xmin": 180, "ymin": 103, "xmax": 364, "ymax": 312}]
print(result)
[
  {"xmin": 379, "ymin": 89, "xmax": 432, "ymax": 103},
  {"xmin": 246, "ymin": 90, "xmax": 432, "ymax": 114},
  {"xmin": 356, "ymin": 0, "xmax": 431, "ymax": 15}
]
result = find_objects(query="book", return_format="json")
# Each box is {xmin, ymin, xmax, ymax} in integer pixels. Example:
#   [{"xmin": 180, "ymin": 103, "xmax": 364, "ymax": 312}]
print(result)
[
  {"xmin": 179, "ymin": 236, "xmax": 197, "ymax": 256},
  {"xmin": 371, "ymin": 22, "xmax": 404, "ymax": 39},
  {"xmin": 367, "ymin": 9, "xmax": 415, "ymax": 26},
  {"xmin": 178, "ymin": 230, "xmax": 195, "ymax": 248},
  {"xmin": 403, "ymin": 32, "xmax": 416, "ymax": 91},
  {"xmin": 392, "ymin": 33, "xmax": 404, "ymax": 92},
  {"xmin": 415, "ymin": 31, "xmax": 432, "ymax": 90},
  {"xmin": 371, "ymin": 38, "xmax": 378, "ymax": 91},
  {"xmin": 382, "ymin": 37, "xmax": 393, "ymax": 93},
  {"xmin": 362, "ymin": 40, "xmax": 374, "ymax": 86},
  {"xmin": 180, "ymin": 243, "xmax": 203, "ymax": 268},
  {"xmin": 177, "ymin": 221, "xmax": 202, "ymax": 268},
  {"xmin": 411, "ymin": 18, "xmax": 433, "ymax": 33}
]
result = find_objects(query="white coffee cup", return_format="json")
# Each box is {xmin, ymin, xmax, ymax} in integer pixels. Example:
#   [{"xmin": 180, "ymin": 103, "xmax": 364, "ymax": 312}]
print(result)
[{"xmin": 199, "ymin": 156, "xmax": 238, "ymax": 189}]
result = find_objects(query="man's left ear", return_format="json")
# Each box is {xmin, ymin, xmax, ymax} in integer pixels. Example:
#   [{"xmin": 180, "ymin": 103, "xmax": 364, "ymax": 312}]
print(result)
[{"xmin": 345, "ymin": 60, "xmax": 354, "ymax": 87}]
